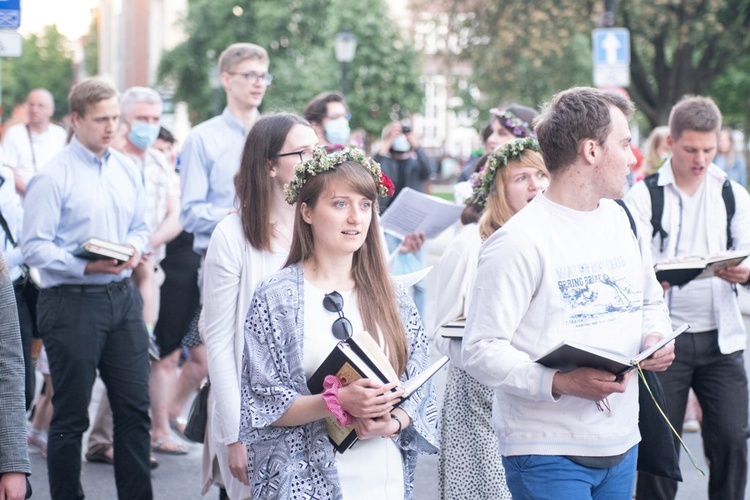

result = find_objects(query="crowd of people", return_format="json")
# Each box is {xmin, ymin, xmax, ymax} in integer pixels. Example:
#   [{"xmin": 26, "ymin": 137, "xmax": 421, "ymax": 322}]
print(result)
[{"xmin": 0, "ymin": 39, "xmax": 749, "ymax": 500}]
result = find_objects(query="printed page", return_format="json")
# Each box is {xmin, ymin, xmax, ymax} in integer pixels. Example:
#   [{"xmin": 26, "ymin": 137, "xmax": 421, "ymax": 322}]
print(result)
[{"xmin": 380, "ymin": 187, "xmax": 464, "ymax": 239}]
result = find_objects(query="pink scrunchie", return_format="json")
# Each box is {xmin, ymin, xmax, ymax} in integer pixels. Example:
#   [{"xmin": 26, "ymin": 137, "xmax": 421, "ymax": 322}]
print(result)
[{"xmin": 322, "ymin": 375, "xmax": 353, "ymax": 426}]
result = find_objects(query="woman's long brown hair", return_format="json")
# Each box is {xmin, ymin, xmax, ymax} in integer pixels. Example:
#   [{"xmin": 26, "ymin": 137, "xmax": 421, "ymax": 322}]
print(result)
[
  {"xmin": 235, "ymin": 113, "xmax": 311, "ymax": 251},
  {"xmin": 285, "ymin": 162, "xmax": 409, "ymax": 375}
]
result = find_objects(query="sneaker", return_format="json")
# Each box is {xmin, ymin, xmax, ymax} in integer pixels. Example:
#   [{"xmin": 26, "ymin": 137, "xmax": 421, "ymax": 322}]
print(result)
[{"xmin": 683, "ymin": 419, "xmax": 700, "ymax": 433}]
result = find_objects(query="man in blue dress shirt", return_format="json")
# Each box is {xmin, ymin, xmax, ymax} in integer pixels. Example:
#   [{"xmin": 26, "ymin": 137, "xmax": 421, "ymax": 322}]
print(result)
[
  {"xmin": 22, "ymin": 78, "xmax": 152, "ymax": 500},
  {"xmin": 179, "ymin": 42, "xmax": 270, "ymax": 256}
]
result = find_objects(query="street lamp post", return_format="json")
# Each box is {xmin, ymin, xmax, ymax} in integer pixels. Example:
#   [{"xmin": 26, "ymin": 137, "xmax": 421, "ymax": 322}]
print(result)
[
  {"xmin": 334, "ymin": 31, "xmax": 357, "ymax": 97},
  {"xmin": 209, "ymin": 66, "xmax": 221, "ymax": 116}
]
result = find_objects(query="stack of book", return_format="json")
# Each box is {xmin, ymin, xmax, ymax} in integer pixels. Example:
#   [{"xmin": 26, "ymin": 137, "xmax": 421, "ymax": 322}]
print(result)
[{"xmin": 308, "ymin": 331, "xmax": 449, "ymax": 453}]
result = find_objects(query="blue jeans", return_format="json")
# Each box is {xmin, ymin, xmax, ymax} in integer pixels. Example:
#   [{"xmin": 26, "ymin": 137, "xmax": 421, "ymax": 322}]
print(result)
[{"xmin": 503, "ymin": 446, "xmax": 638, "ymax": 500}]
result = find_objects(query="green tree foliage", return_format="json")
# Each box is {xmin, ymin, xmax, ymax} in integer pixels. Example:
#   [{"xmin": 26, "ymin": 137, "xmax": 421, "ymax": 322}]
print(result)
[
  {"xmin": 83, "ymin": 16, "xmax": 99, "ymax": 76},
  {"xmin": 421, "ymin": 0, "xmax": 750, "ymax": 129},
  {"xmin": 159, "ymin": 0, "xmax": 423, "ymax": 137},
  {"xmin": 1, "ymin": 26, "xmax": 74, "ymax": 121}
]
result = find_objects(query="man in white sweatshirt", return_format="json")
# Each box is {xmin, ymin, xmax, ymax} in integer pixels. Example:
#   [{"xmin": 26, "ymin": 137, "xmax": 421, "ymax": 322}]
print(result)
[{"xmin": 462, "ymin": 87, "xmax": 674, "ymax": 499}]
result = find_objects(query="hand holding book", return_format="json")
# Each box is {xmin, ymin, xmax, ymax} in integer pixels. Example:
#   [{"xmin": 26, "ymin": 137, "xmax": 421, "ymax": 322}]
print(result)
[
  {"xmin": 336, "ymin": 379, "xmax": 404, "ymax": 419},
  {"xmin": 637, "ymin": 332, "xmax": 677, "ymax": 372}
]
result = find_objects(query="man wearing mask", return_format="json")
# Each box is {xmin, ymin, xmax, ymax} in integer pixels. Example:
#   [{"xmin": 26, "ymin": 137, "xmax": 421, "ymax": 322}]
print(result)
[
  {"xmin": 85, "ymin": 87, "xmax": 183, "ymax": 466},
  {"xmin": 375, "ymin": 120, "xmax": 435, "ymax": 212},
  {"xmin": 304, "ymin": 91, "xmax": 352, "ymax": 148},
  {"xmin": 3, "ymin": 88, "xmax": 67, "ymax": 196}
]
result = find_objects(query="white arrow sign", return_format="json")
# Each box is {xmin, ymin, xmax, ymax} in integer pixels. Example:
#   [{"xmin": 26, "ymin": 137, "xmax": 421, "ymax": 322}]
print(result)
[{"xmin": 602, "ymin": 32, "xmax": 621, "ymax": 65}]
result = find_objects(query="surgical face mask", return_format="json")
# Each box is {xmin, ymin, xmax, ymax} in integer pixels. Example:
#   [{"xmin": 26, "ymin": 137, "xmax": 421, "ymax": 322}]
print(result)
[
  {"xmin": 324, "ymin": 117, "xmax": 351, "ymax": 145},
  {"xmin": 391, "ymin": 134, "xmax": 411, "ymax": 153},
  {"xmin": 128, "ymin": 120, "xmax": 160, "ymax": 150}
]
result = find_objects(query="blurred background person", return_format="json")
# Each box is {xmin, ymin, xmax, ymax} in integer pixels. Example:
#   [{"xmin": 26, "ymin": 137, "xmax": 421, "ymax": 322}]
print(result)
[
  {"xmin": 2, "ymin": 88, "xmax": 67, "ymax": 197},
  {"xmin": 715, "ymin": 127, "xmax": 747, "ymax": 187},
  {"xmin": 304, "ymin": 91, "xmax": 351, "ymax": 149}
]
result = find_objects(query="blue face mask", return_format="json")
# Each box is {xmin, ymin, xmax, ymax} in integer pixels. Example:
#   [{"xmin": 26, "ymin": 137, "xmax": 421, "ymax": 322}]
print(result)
[
  {"xmin": 128, "ymin": 120, "xmax": 160, "ymax": 150},
  {"xmin": 324, "ymin": 117, "xmax": 351, "ymax": 146}
]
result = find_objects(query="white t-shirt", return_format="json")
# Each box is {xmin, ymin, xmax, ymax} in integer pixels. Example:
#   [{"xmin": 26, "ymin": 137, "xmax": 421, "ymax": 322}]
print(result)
[
  {"xmin": 303, "ymin": 281, "xmax": 404, "ymax": 500},
  {"xmin": 3, "ymin": 123, "xmax": 67, "ymax": 185},
  {"xmin": 669, "ymin": 181, "xmax": 716, "ymax": 332}
]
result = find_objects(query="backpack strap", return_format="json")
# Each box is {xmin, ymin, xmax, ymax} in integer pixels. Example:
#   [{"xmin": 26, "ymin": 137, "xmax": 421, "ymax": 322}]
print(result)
[
  {"xmin": 644, "ymin": 173, "xmax": 668, "ymax": 252},
  {"xmin": 721, "ymin": 179, "xmax": 735, "ymax": 250},
  {"xmin": 614, "ymin": 199, "xmax": 637, "ymax": 238}
]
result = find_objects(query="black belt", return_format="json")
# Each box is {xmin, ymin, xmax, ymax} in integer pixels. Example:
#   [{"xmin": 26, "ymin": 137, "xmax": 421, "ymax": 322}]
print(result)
[{"xmin": 48, "ymin": 278, "xmax": 131, "ymax": 294}]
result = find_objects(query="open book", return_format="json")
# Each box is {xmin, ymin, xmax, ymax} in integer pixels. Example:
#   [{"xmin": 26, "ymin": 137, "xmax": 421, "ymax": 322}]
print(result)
[
  {"xmin": 380, "ymin": 187, "xmax": 464, "ymax": 239},
  {"xmin": 535, "ymin": 324, "xmax": 690, "ymax": 376},
  {"xmin": 73, "ymin": 238, "xmax": 134, "ymax": 262},
  {"xmin": 308, "ymin": 331, "xmax": 449, "ymax": 453},
  {"xmin": 439, "ymin": 316, "xmax": 466, "ymax": 339},
  {"xmin": 654, "ymin": 250, "xmax": 749, "ymax": 287}
]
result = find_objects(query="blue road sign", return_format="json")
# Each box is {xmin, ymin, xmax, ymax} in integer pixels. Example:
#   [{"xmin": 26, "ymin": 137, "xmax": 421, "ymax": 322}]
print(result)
[
  {"xmin": 0, "ymin": 0, "xmax": 20, "ymax": 30},
  {"xmin": 592, "ymin": 28, "xmax": 630, "ymax": 66}
]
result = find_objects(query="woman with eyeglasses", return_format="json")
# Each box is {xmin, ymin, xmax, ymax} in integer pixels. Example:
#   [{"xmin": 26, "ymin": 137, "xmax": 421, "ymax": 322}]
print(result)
[
  {"xmin": 431, "ymin": 137, "xmax": 549, "ymax": 500},
  {"xmin": 238, "ymin": 148, "xmax": 438, "ymax": 499},
  {"xmin": 201, "ymin": 113, "xmax": 318, "ymax": 499}
]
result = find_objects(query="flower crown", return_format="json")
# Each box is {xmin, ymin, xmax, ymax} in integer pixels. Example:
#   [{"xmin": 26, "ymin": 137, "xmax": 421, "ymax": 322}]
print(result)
[
  {"xmin": 468, "ymin": 136, "xmax": 541, "ymax": 207},
  {"xmin": 490, "ymin": 107, "xmax": 535, "ymax": 138},
  {"xmin": 284, "ymin": 147, "xmax": 395, "ymax": 205}
]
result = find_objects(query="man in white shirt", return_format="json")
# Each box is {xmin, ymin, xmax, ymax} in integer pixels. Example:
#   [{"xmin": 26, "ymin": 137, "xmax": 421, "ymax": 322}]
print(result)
[
  {"xmin": 627, "ymin": 96, "xmax": 750, "ymax": 500},
  {"xmin": 462, "ymin": 87, "xmax": 674, "ymax": 498},
  {"xmin": 3, "ymin": 89, "xmax": 67, "ymax": 195}
]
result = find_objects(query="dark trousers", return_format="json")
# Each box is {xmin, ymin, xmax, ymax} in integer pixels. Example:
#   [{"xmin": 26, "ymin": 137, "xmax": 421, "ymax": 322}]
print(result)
[
  {"xmin": 38, "ymin": 280, "xmax": 153, "ymax": 500},
  {"xmin": 636, "ymin": 330, "xmax": 749, "ymax": 500},
  {"xmin": 12, "ymin": 282, "xmax": 34, "ymax": 410}
]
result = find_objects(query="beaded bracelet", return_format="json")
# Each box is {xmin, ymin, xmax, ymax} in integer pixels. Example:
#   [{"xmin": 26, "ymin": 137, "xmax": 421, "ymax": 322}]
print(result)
[{"xmin": 322, "ymin": 375, "xmax": 353, "ymax": 426}]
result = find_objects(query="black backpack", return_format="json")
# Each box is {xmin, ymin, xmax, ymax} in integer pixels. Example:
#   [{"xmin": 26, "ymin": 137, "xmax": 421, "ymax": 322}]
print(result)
[{"xmin": 643, "ymin": 172, "xmax": 735, "ymax": 252}]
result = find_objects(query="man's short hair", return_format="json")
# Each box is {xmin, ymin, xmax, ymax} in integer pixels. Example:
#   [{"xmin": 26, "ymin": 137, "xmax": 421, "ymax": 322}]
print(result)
[
  {"xmin": 535, "ymin": 87, "xmax": 634, "ymax": 174},
  {"xmin": 218, "ymin": 43, "xmax": 269, "ymax": 73},
  {"xmin": 304, "ymin": 91, "xmax": 347, "ymax": 125},
  {"xmin": 69, "ymin": 78, "xmax": 118, "ymax": 117},
  {"xmin": 157, "ymin": 126, "xmax": 175, "ymax": 144},
  {"xmin": 668, "ymin": 95, "xmax": 721, "ymax": 141},
  {"xmin": 120, "ymin": 87, "xmax": 162, "ymax": 121}
]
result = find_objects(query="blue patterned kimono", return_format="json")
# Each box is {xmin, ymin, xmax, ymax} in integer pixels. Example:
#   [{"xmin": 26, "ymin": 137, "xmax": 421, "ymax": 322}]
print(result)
[{"xmin": 238, "ymin": 264, "xmax": 439, "ymax": 499}]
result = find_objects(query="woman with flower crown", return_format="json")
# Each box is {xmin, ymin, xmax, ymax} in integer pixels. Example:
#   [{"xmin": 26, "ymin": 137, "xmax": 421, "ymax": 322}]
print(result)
[
  {"xmin": 237, "ymin": 147, "xmax": 438, "ymax": 499},
  {"xmin": 201, "ymin": 112, "xmax": 318, "ymax": 499},
  {"xmin": 432, "ymin": 137, "xmax": 549, "ymax": 499}
]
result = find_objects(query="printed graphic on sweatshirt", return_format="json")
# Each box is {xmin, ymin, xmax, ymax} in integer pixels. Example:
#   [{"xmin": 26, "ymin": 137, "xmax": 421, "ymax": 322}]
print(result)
[{"xmin": 556, "ymin": 255, "xmax": 642, "ymax": 327}]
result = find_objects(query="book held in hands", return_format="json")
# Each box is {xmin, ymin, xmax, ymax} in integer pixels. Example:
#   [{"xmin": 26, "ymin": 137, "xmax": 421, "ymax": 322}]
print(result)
[
  {"xmin": 73, "ymin": 238, "xmax": 134, "ymax": 262},
  {"xmin": 439, "ymin": 316, "xmax": 466, "ymax": 339},
  {"xmin": 307, "ymin": 331, "xmax": 449, "ymax": 453},
  {"xmin": 654, "ymin": 250, "xmax": 749, "ymax": 287},
  {"xmin": 535, "ymin": 323, "xmax": 690, "ymax": 376}
]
